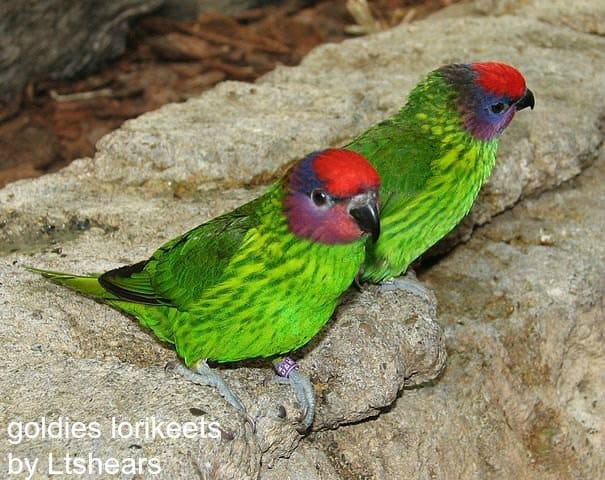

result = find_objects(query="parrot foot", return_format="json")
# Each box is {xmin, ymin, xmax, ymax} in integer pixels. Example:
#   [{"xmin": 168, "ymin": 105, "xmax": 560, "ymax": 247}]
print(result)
[
  {"xmin": 168, "ymin": 361, "xmax": 255, "ymax": 430},
  {"xmin": 379, "ymin": 269, "xmax": 433, "ymax": 302},
  {"xmin": 272, "ymin": 357, "xmax": 315, "ymax": 431}
]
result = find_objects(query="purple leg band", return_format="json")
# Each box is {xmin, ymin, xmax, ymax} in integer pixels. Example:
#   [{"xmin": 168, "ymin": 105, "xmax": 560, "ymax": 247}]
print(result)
[{"xmin": 276, "ymin": 357, "xmax": 299, "ymax": 378}]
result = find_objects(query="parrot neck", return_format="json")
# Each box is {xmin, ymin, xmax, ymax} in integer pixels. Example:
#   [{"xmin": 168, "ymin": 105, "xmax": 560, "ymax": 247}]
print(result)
[
  {"xmin": 355, "ymin": 74, "xmax": 499, "ymax": 281},
  {"xmin": 400, "ymin": 73, "xmax": 499, "ymax": 183},
  {"xmin": 401, "ymin": 76, "xmax": 499, "ymax": 229}
]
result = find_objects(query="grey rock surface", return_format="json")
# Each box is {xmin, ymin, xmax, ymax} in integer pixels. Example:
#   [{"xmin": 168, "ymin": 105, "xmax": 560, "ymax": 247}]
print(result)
[
  {"xmin": 1, "ymin": 0, "xmax": 604, "ymax": 479},
  {"xmin": 0, "ymin": 0, "xmax": 162, "ymax": 104},
  {"xmin": 275, "ymin": 144, "xmax": 604, "ymax": 480},
  {"xmin": 92, "ymin": 9, "xmax": 604, "ymax": 241},
  {"xmin": 1, "ymin": 220, "xmax": 443, "ymax": 478},
  {"xmin": 472, "ymin": 0, "xmax": 605, "ymax": 35}
]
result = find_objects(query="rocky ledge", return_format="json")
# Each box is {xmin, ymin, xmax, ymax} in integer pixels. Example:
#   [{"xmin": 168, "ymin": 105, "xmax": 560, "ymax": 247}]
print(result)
[{"xmin": 0, "ymin": 0, "xmax": 603, "ymax": 478}]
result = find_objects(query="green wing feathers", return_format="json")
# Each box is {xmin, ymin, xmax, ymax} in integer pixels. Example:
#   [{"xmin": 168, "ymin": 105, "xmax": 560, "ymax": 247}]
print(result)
[
  {"xmin": 97, "ymin": 200, "xmax": 258, "ymax": 310},
  {"xmin": 148, "ymin": 207, "xmax": 256, "ymax": 309},
  {"xmin": 28, "ymin": 176, "xmax": 368, "ymax": 365},
  {"xmin": 27, "ymin": 190, "xmax": 267, "ymax": 357},
  {"xmin": 98, "ymin": 261, "xmax": 166, "ymax": 305},
  {"xmin": 347, "ymin": 121, "xmax": 437, "ymax": 200}
]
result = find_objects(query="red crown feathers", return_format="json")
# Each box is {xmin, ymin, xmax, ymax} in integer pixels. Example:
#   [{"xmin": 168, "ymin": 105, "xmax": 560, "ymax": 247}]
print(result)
[
  {"xmin": 312, "ymin": 149, "xmax": 380, "ymax": 197},
  {"xmin": 471, "ymin": 62, "xmax": 527, "ymax": 100}
]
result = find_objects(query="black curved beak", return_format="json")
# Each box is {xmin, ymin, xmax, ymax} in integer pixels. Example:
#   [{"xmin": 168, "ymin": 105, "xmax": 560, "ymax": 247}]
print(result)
[
  {"xmin": 350, "ymin": 193, "xmax": 380, "ymax": 242},
  {"xmin": 515, "ymin": 88, "xmax": 535, "ymax": 111}
]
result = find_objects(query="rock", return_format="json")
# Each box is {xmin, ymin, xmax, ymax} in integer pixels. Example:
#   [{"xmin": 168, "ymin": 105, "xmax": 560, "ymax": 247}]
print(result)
[
  {"xmin": 261, "ymin": 442, "xmax": 341, "ymax": 480},
  {"xmin": 0, "ymin": 0, "xmax": 162, "ymax": 105},
  {"xmin": 473, "ymin": 0, "xmax": 605, "ymax": 35},
  {"xmin": 91, "ymin": 11, "xmax": 604, "ymax": 235},
  {"xmin": 293, "ymin": 146, "xmax": 605, "ymax": 480},
  {"xmin": 0, "ymin": 0, "xmax": 604, "ymax": 478},
  {"xmin": 1, "ymin": 242, "xmax": 444, "ymax": 476}
]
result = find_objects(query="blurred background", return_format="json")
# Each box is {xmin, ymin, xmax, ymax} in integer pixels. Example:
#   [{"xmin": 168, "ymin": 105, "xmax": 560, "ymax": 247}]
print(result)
[{"xmin": 0, "ymin": 0, "xmax": 454, "ymax": 188}]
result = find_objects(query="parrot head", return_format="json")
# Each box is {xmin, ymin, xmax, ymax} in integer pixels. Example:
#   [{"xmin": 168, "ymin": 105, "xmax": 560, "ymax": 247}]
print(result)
[
  {"xmin": 284, "ymin": 149, "xmax": 381, "ymax": 244},
  {"xmin": 438, "ymin": 62, "xmax": 535, "ymax": 141}
]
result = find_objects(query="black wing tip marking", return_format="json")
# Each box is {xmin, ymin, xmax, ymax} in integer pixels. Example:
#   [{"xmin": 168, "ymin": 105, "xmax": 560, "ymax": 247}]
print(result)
[{"xmin": 99, "ymin": 261, "xmax": 169, "ymax": 305}]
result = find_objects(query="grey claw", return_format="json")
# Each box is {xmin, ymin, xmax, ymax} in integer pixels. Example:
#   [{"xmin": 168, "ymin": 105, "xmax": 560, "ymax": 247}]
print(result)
[
  {"xmin": 379, "ymin": 269, "xmax": 433, "ymax": 302},
  {"xmin": 288, "ymin": 369, "xmax": 315, "ymax": 429},
  {"xmin": 272, "ymin": 358, "xmax": 316, "ymax": 430},
  {"xmin": 169, "ymin": 361, "xmax": 250, "ymax": 424},
  {"xmin": 244, "ymin": 413, "xmax": 256, "ymax": 433}
]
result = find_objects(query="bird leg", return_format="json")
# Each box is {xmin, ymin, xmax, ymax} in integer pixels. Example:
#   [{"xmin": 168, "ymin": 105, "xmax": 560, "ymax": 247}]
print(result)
[
  {"xmin": 272, "ymin": 357, "xmax": 316, "ymax": 430},
  {"xmin": 352, "ymin": 272, "xmax": 364, "ymax": 291},
  {"xmin": 378, "ymin": 268, "xmax": 433, "ymax": 302},
  {"xmin": 168, "ymin": 361, "xmax": 246, "ymax": 414}
]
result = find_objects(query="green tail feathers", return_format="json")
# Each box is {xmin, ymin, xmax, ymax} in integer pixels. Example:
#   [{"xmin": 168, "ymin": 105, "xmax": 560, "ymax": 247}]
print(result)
[
  {"xmin": 26, "ymin": 267, "xmax": 114, "ymax": 300},
  {"xmin": 28, "ymin": 266, "xmax": 176, "ymax": 345}
]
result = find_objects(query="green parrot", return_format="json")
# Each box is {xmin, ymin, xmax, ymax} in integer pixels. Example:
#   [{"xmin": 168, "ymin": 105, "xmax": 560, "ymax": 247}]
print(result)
[
  {"xmin": 346, "ymin": 62, "xmax": 535, "ymax": 283},
  {"xmin": 30, "ymin": 148, "xmax": 381, "ymax": 428}
]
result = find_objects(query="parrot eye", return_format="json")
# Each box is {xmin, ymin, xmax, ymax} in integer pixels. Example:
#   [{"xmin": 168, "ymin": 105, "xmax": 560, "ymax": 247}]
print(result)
[
  {"xmin": 489, "ymin": 102, "xmax": 506, "ymax": 114},
  {"xmin": 311, "ymin": 189, "xmax": 329, "ymax": 207}
]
